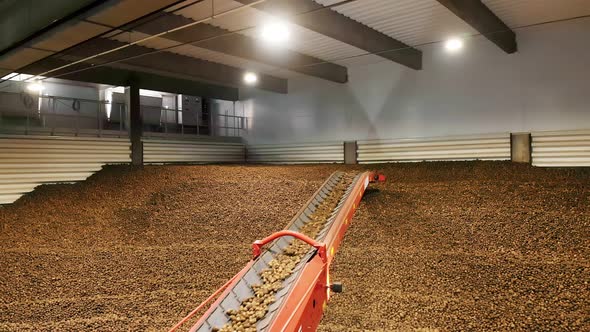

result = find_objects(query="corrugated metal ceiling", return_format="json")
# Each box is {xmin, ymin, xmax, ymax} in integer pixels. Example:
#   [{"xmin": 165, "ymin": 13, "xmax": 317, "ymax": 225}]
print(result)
[
  {"xmin": 7, "ymin": 0, "xmax": 588, "ymax": 84},
  {"xmin": 87, "ymin": 0, "xmax": 181, "ymax": 27},
  {"xmin": 315, "ymin": 0, "xmax": 477, "ymax": 46},
  {"xmin": 107, "ymin": 0, "xmax": 377, "ymax": 77},
  {"xmin": 109, "ymin": 0, "xmax": 590, "ymax": 76},
  {"xmin": 317, "ymin": 0, "xmax": 590, "ymax": 48},
  {"xmin": 0, "ymin": 0, "xmax": 180, "ymax": 72},
  {"xmin": 178, "ymin": 0, "xmax": 372, "ymax": 63},
  {"xmin": 108, "ymin": 30, "xmax": 180, "ymax": 49},
  {"xmin": 108, "ymin": 31, "xmax": 291, "ymax": 78},
  {"xmin": 173, "ymin": 0, "xmax": 239, "ymax": 20},
  {"xmin": 172, "ymin": 44, "xmax": 281, "ymax": 74},
  {"xmin": 482, "ymin": 0, "xmax": 590, "ymax": 27}
]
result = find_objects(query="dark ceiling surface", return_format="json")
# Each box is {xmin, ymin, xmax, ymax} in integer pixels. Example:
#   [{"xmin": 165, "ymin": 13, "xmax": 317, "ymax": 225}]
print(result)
[{"xmin": 0, "ymin": 0, "xmax": 99, "ymax": 55}]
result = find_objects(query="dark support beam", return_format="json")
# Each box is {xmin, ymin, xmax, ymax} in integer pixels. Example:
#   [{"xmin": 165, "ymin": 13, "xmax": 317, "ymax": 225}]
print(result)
[
  {"xmin": 127, "ymin": 84, "xmax": 142, "ymax": 166},
  {"xmin": 21, "ymin": 58, "xmax": 240, "ymax": 101},
  {"xmin": 234, "ymin": 0, "xmax": 422, "ymax": 70},
  {"xmin": 134, "ymin": 13, "xmax": 348, "ymax": 83},
  {"xmin": 436, "ymin": 0, "xmax": 517, "ymax": 53},
  {"xmin": 63, "ymin": 38, "xmax": 288, "ymax": 93}
]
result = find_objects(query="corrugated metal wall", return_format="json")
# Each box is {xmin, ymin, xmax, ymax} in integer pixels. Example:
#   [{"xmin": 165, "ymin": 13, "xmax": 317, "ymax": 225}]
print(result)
[
  {"xmin": 357, "ymin": 133, "xmax": 511, "ymax": 164},
  {"xmin": 0, "ymin": 135, "xmax": 131, "ymax": 204},
  {"xmin": 2, "ymin": 130, "xmax": 586, "ymax": 204},
  {"xmin": 142, "ymin": 138, "xmax": 245, "ymax": 164},
  {"xmin": 247, "ymin": 142, "xmax": 344, "ymax": 164},
  {"xmin": 531, "ymin": 130, "xmax": 590, "ymax": 167}
]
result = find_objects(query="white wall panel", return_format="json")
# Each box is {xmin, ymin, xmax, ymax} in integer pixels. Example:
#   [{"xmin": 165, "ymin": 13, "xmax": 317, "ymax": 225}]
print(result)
[
  {"xmin": 143, "ymin": 138, "xmax": 245, "ymax": 163},
  {"xmin": 247, "ymin": 142, "xmax": 344, "ymax": 164},
  {"xmin": 532, "ymin": 130, "xmax": 590, "ymax": 167},
  {"xmin": 0, "ymin": 135, "xmax": 131, "ymax": 204},
  {"xmin": 358, "ymin": 133, "xmax": 510, "ymax": 164}
]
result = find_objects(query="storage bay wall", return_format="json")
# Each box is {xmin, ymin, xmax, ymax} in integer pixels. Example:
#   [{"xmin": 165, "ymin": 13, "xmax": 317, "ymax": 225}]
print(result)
[{"xmin": 0, "ymin": 135, "xmax": 130, "ymax": 204}]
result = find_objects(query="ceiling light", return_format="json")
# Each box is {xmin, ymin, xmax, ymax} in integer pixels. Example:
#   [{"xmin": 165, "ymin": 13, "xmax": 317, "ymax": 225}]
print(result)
[
  {"xmin": 444, "ymin": 38, "xmax": 464, "ymax": 52},
  {"xmin": 26, "ymin": 82, "xmax": 44, "ymax": 92},
  {"xmin": 243, "ymin": 72, "xmax": 258, "ymax": 85},
  {"xmin": 1, "ymin": 72, "xmax": 18, "ymax": 81},
  {"xmin": 260, "ymin": 21, "xmax": 290, "ymax": 44}
]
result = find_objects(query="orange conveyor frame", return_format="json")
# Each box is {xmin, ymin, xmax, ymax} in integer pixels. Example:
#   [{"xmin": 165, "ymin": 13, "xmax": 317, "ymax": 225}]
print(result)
[{"xmin": 169, "ymin": 171, "xmax": 385, "ymax": 332}]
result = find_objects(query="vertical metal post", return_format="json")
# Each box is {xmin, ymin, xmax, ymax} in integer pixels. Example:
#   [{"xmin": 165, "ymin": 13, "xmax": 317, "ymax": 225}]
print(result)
[
  {"xmin": 242, "ymin": 101, "xmax": 247, "ymax": 133},
  {"xmin": 76, "ymin": 99, "xmax": 80, "ymax": 136},
  {"xmin": 178, "ymin": 94, "xmax": 184, "ymax": 136},
  {"xmin": 119, "ymin": 105, "xmax": 123, "ymax": 135},
  {"xmin": 510, "ymin": 133, "xmax": 532, "ymax": 164},
  {"xmin": 51, "ymin": 96, "xmax": 55, "ymax": 135},
  {"xmin": 196, "ymin": 98, "xmax": 200, "ymax": 136},
  {"xmin": 344, "ymin": 141, "xmax": 358, "ymax": 165},
  {"xmin": 233, "ymin": 101, "xmax": 236, "ymax": 137},
  {"xmin": 174, "ymin": 95, "xmax": 179, "ymax": 135},
  {"xmin": 97, "ymin": 102, "xmax": 102, "ymax": 137},
  {"xmin": 128, "ymin": 83, "xmax": 143, "ymax": 166},
  {"xmin": 25, "ymin": 110, "xmax": 29, "ymax": 135},
  {"xmin": 164, "ymin": 108, "xmax": 168, "ymax": 133}
]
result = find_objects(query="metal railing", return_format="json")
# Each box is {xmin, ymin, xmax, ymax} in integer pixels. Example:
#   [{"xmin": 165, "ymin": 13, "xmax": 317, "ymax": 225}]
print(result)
[
  {"xmin": 215, "ymin": 113, "xmax": 248, "ymax": 137},
  {"xmin": 140, "ymin": 106, "xmax": 248, "ymax": 137},
  {"xmin": 0, "ymin": 91, "xmax": 127, "ymax": 137},
  {"xmin": 0, "ymin": 91, "xmax": 249, "ymax": 138}
]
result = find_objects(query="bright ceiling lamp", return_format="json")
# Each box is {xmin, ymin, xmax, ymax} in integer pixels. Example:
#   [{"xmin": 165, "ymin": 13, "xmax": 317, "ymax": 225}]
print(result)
[
  {"xmin": 444, "ymin": 38, "xmax": 464, "ymax": 52},
  {"xmin": 243, "ymin": 72, "xmax": 258, "ymax": 85},
  {"xmin": 260, "ymin": 21, "xmax": 290, "ymax": 44},
  {"xmin": 26, "ymin": 81, "xmax": 44, "ymax": 92}
]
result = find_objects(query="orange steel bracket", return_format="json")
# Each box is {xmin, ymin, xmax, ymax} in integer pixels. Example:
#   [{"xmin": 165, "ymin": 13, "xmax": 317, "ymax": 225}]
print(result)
[{"xmin": 252, "ymin": 230, "xmax": 327, "ymax": 262}]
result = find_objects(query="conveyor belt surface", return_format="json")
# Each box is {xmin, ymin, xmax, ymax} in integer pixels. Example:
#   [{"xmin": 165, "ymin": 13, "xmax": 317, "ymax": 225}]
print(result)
[{"xmin": 181, "ymin": 171, "xmax": 385, "ymax": 332}]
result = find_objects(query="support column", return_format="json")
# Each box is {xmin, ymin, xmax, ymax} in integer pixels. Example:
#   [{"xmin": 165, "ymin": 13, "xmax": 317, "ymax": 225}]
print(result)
[
  {"xmin": 344, "ymin": 141, "xmax": 357, "ymax": 165},
  {"xmin": 127, "ymin": 84, "xmax": 143, "ymax": 165},
  {"xmin": 511, "ymin": 133, "xmax": 531, "ymax": 163}
]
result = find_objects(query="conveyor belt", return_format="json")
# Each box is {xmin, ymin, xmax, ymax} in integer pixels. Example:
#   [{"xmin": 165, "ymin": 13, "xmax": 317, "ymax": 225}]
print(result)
[{"xmin": 177, "ymin": 171, "xmax": 385, "ymax": 332}]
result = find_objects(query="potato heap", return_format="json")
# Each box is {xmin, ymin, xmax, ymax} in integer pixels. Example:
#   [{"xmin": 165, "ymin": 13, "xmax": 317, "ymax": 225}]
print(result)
[{"xmin": 214, "ymin": 174, "xmax": 355, "ymax": 332}]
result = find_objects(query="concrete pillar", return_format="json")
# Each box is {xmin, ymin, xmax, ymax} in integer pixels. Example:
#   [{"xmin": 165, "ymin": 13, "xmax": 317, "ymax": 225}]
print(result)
[
  {"xmin": 127, "ymin": 84, "xmax": 143, "ymax": 166},
  {"xmin": 344, "ymin": 141, "xmax": 357, "ymax": 164},
  {"xmin": 511, "ymin": 133, "xmax": 531, "ymax": 163}
]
